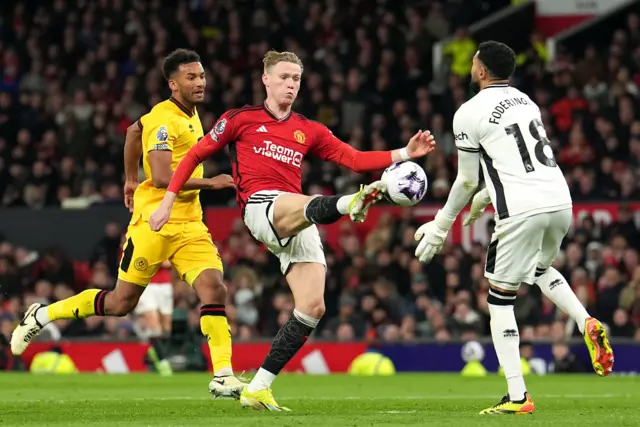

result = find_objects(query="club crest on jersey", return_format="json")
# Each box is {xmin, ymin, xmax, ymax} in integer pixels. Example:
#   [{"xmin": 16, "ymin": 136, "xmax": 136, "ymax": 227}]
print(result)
[
  {"xmin": 208, "ymin": 127, "xmax": 220, "ymax": 141},
  {"xmin": 293, "ymin": 130, "xmax": 306, "ymax": 144},
  {"xmin": 156, "ymin": 126, "xmax": 169, "ymax": 143},
  {"xmin": 214, "ymin": 119, "xmax": 227, "ymax": 135},
  {"xmin": 134, "ymin": 257, "xmax": 148, "ymax": 271}
]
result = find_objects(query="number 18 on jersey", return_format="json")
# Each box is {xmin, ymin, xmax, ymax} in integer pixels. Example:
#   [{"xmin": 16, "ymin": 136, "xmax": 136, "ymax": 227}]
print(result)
[{"xmin": 454, "ymin": 85, "xmax": 572, "ymax": 220}]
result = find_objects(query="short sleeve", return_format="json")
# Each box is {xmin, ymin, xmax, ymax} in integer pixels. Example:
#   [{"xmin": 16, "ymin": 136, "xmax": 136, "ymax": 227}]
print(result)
[
  {"xmin": 144, "ymin": 112, "xmax": 178, "ymax": 152},
  {"xmin": 137, "ymin": 113, "xmax": 149, "ymax": 130},
  {"xmin": 453, "ymin": 105, "xmax": 480, "ymax": 153}
]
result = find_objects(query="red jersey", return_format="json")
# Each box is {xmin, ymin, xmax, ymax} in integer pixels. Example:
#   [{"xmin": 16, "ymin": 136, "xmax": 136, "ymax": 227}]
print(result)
[{"xmin": 168, "ymin": 102, "xmax": 394, "ymax": 209}]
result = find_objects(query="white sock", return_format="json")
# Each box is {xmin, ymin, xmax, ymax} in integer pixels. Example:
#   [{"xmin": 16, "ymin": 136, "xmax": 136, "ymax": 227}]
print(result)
[
  {"xmin": 336, "ymin": 194, "xmax": 355, "ymax": 215},
  {"xmin": 489, "ymin": 303, "xmax": 526, "ymax": 401},
  {"xmin": 247, "ymin": 367, "xmax": 277, "ymax": 392},
  {"xmin": 35, "ymin": 306, "xmax": 50, "ymax": 326},
  {"xmin": 214, "ymin": 367, "xmax": 234, "ymax": 377},
  {"xmin": 536, "ymin": 267, "xmax": 590, "ymax": 334}
]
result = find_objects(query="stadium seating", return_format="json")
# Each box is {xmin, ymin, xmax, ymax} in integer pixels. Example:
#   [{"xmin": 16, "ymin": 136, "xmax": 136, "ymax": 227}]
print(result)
[{"xmin": 0, "ymin": 1, "xmax": 638, "ymax": 361}]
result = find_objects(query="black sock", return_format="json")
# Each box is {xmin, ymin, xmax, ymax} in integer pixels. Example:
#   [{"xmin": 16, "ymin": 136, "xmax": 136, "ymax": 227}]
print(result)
[
  {"xmin": 150, "ymin": 337, "xmax": 167, "ymax": 360},
  {"xmin": 304, "ymin": 196, "xmax": 342, "ymax": 224},
  {"xmin": 261, "ymin": 313, "xmax": 315, "ymax": 375}
]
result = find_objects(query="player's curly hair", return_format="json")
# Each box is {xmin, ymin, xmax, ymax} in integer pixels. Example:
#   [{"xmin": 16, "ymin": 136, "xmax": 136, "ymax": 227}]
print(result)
[
  {"xmin": 477, "ymin": 41, "xmax": 515, "ymax": 81},
  {"xmin": 162, "ymin": 48, "xmax": 201, "ymax": 80},
  {"xmin": 263, "ymin": 50, "xmax": 304, "ymax": 73}
]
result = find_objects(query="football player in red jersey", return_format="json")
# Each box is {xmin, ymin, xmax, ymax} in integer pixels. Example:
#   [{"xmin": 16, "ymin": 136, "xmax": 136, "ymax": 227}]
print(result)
[{"xmin": 150, "ymin": 50, "xmax": 436, "ymax": 411}]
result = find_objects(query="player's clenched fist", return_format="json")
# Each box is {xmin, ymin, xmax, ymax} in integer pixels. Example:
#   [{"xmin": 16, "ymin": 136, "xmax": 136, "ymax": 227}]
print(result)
[
  {"xmin": 207, "ymin": 174, "xmax": 235, "ymax": 190},
  {"xmin": 406, "ymin": 130, "xmax": 437, "ymax": 159}
]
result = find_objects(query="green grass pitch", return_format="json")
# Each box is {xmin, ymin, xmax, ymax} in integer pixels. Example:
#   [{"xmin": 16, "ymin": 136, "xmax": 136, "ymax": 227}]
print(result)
[{"xmin": 0, "ymin": 373, "xmax": 639, "ymax": 426}]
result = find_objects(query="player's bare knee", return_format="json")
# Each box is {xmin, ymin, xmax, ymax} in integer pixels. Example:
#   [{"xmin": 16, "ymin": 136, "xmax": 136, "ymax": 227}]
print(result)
[
  {"xmin": 193, "ymin": 269, "xmax": 227, "ymax": 304},
  {"xmin": 294, "ymin": 289, "xmax": 326, "ymax": 319},
  {"xmin": 297, "ymin": 297, "xmax": 325, "ymax": 319},
  {"xmin": 286, "ymin": 263, "xmax": 327, "ymax": 319}
]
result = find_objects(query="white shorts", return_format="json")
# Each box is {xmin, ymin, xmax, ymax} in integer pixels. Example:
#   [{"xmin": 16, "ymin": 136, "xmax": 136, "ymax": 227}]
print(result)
[
  {"xmin": 134, "ymin": 283, "xmax": 174, "ymax": 315},
  {"xmin": 485, "ymin": 208, "xmax": 572, "ymax": 290},
  {"xmin": 243, "ymin": 191, "xmax": 326, "ymax": 274}
]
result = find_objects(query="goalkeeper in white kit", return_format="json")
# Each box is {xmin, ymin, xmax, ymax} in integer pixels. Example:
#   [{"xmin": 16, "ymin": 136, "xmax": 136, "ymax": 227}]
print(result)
[{"xmin": 414, "ymin": 41, "xmax": 613, "ymax": 415}]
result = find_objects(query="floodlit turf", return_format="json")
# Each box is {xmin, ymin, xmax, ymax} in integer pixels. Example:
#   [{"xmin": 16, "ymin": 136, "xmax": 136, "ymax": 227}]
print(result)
[{"xmin": 0, "ymin": 373, "xmax": 639, "ymax": 426}]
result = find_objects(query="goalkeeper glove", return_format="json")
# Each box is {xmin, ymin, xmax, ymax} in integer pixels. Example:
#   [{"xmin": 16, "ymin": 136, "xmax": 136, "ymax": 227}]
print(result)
[
  {"xmin": 463, "ymin": 188, "xmax": 492, "ymax": 227},
  {"xmin": 414, "ymin": 211, "xmax": 455, "ymax": 263}
]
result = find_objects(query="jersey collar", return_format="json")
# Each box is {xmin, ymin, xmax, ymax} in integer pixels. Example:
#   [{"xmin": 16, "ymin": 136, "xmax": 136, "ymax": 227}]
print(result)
[
  {"xmin": 484, "ymin": 84, "xmax": 509, "ymax": 89},
  {"xmin": 262, "ymin": 101, "xmax": 291, "ymax": 122},
  {"xmin": 169, "ymin": 97, "xmax": 195, "ymax": 118}
]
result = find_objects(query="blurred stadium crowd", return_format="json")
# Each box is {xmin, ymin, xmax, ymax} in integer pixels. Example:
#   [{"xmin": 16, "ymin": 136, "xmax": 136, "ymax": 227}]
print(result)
[{"xmin": 1, "ymin": 0, "xmax": 640, "ymax": 356}]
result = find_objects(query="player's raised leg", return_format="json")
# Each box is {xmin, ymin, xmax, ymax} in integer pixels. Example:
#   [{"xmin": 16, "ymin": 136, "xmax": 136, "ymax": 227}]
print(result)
[
  {"xmin": 271, "ymin": 182, "xmax": 386, "ymax": 239},
  {"xmin": 539, "ymin": 266, "xmax": 614, "ymax": 376},
  {"xmin": 11, "ymin": 223, "xmax": 166, "ymax": 355},
  {"xmin": 532, "ymin": 209, "xmax": 613, "ymax": 376},
  {"xmin": 170, "ymin": 221, "xmax": 246, "ymax": 399}
]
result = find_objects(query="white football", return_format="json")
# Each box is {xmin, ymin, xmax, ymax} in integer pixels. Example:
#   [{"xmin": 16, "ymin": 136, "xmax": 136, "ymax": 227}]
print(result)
[
  {"xmin": 381, "ymin": 161, "xmax": 428, "ymax": 206},
  {"xmin": 461, "ymin": 340, "xmax": 485, "ymax": 362}
]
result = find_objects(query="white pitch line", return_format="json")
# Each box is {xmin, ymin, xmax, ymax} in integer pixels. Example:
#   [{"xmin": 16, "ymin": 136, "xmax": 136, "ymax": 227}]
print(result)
[
  {"xmin": 296, "ymin": 393, "xmax": 625, "ymax": 400},
  {"xmin": 0, "ymin": 393, "xmax": 625, "ymax": 404}
]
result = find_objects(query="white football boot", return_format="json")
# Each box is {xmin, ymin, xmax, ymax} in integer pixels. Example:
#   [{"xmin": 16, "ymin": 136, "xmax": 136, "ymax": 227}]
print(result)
[
  {"xmin": 11, "ymin": 303, "xmax": 45, "ymax": 355},
  {"xmin": 208, "ymin": 375, "xmax": 247, "ymax": 399}
]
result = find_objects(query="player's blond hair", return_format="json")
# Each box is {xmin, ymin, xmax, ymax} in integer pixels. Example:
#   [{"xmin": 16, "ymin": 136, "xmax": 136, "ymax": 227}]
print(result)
[{"xmin": 263, "ymin": 50, "xmax": 304, "ymax": 73}]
